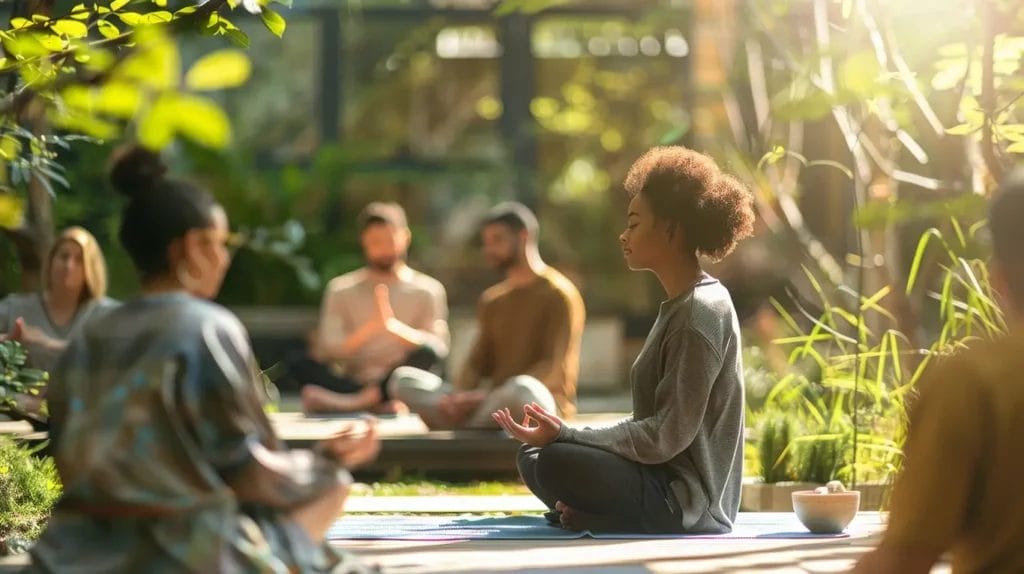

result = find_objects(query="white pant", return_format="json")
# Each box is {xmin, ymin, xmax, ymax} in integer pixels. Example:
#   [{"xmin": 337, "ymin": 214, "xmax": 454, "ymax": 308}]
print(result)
[{"xmin": 387, "ymin": 367, "xmax": 557, "ymax": 430}]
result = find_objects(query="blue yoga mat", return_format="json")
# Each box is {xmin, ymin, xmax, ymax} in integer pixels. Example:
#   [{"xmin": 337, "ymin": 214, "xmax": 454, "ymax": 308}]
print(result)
[{"xmin": 327, "ymin": 513, "xmax": 857, "ymax": 541}]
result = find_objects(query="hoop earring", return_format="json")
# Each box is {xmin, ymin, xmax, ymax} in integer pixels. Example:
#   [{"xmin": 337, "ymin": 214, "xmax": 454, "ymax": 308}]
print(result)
[{"xmin": 176, "ymin": 263, "xmax": 202, "ymax": 293}]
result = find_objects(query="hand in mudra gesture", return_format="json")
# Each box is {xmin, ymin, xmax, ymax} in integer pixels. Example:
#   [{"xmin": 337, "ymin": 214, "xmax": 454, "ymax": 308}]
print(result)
[{"xmin": 492, "ymin": 402, "xmax": 563, "ymax": 448}]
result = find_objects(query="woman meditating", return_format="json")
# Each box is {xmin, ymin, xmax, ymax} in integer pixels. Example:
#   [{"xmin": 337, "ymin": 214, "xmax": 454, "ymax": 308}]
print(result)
[
  {"xmin": 0, "ymin": 226, "xmax": 117, "ymax": 373},
  {"xmin": 26, "ymin": 146, "xmax": 378, "ymax": 573},
  {"xmin": 494, "ymin": 146, "xmax": 755, "ymax": 534}
]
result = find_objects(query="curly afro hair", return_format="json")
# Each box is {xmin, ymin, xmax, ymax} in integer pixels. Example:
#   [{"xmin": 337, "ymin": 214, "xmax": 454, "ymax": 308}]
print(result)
[{"xmin": 624, "ymin": 146, "xmax": 755, "ymax": 262}]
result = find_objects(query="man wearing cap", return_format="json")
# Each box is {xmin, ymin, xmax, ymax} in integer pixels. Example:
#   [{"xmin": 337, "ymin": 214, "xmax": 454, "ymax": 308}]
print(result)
[{"xmin": 299, "ymin": 202, "xmax": 450, "ymax": 414}]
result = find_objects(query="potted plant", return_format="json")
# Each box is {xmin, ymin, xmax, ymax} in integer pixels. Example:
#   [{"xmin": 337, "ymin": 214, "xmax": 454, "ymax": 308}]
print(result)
[
  {"xmin": 742, "ymin": 412, "xmax": 821, "ymax": 512},
  {"xmin": 745, "ymin": 225, "xmax": 1001, "ymax": 512}
]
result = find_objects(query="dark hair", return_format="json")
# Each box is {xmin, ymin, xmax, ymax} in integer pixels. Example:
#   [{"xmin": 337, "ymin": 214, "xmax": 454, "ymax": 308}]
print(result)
[
  {"xmin": 483, "ymin": 201, "xmax": 539, "ymax": 239},
  {"xmin": 109, "ymin": 145, "xmax": 220, "ymax": 278},
  {"xmin": 990, "ymin": 168, "xmax": 1024, "ymax": 302},
  {"xmin": 358, "ymin": 202, "xmax": 408, "ymax": 232},
  {"xmin": 624, "ymin": 146, "xmax": 755, "ymax": 262}
]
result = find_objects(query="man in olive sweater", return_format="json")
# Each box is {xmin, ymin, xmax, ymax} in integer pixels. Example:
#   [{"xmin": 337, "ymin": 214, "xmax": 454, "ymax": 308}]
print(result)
[{"xmin": 389, "ymin": 202, "xmax": 586, "ymax": 429}]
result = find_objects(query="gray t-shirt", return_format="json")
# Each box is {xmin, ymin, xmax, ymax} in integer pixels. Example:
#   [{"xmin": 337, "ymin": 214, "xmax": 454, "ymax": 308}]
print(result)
[
  {"xmin": 558, "ymin": 274, "xmax": 744, "ymax": 533},
  {"xmin": 0, "ymin": 292, "xmax": 119, "ymax": 373},
  {"xmin": 317, "ymin": 267, "xmax": 449, "ymax": 385}
]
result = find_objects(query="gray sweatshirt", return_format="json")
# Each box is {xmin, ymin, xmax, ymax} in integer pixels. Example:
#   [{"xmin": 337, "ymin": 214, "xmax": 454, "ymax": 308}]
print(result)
[{"xmin": 558, "ymin": 274, "xmax": 744, "ymax": 533}]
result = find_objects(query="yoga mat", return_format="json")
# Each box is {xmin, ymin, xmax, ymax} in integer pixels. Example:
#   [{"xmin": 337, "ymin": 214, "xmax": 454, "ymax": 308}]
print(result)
[{"xmin": 327, "ymin": 513, "xmax": 862, "ymax": 541}]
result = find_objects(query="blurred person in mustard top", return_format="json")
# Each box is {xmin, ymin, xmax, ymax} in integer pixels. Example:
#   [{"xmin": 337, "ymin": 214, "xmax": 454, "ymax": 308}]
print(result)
[{"xmin": 853, "ymin": 168, "xmax": 1024, "ymax": 574}]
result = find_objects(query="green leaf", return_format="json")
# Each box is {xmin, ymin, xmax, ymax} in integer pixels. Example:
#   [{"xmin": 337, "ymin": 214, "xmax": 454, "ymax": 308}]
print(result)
[
  {"xmin": 270, "ymin": 0, "xmax": 292, "ymax": 7},
  {"xmin": 185, "ymin": 49, "xmax": 251, "ymax": 91},
  {"xmin": 0, "ymin": 136, "xmax": 21, "ymax": 160},
  {"xmin": 93, "ymin": 81, "xmax": 143, "ymax": 117},
  {"xmin": 946, "ymin": 122, "xmax": 980, "ymax": 135},
  {"xmin": 0, "ymin": 194, "xmax": 24, "ymax": 229},
  {"xmin": 137, "ymin": 94, "xmax": 176, "ymax": 149},
  {"xmin": 116, "ymin": 11, "xmax": 143, "ymax": 24},
  {"xmin": 97, "ymin": 19, "xmax": 120, "ymax": 39},
  {"xmin": 1009, "ymin": 141, "xmax": 1024, "ymax": 154},
  {"xmin": 259, "ymin": 7, "xmax": 285, "ymax": 38},
  {"xmin": 138, "ymin": 93, "xmax": 232, "ymax": 149},
  {"xmin": 3, "ymin": 33, "xmax": 50, "ymax": 58},
  {"xmin": 493, "ymin": 0, "xmax": 524, "ymax": 15},
  {"xmin": 142, "ymin": 11, "xmax": 172, "ymax": 23},
  {"xmin": 70, "ymin": 4, "xmax": 92, "ymax": 20},
  {"xmin": 111, "ymin": 0, "xmax": 131, "ymax": 10},
  {"xmin": 805, "ymin": 160, "xmax": 854, "ymax": 180},
  {"xmin": 171, "ymin": 94, "xmax": 232, "ymax": 148},
  {"xmin": 49, "ymin": 109, "xmax": 120, "ymax": 140},
  {"xmin": 757, "ymin": 145, "xmax": 788, "ymax": 171},
  {"xmin": 997, "ymin": 124, "xmax": 1024, "ymax": 142},
  {"xmin": 224, "ymin": 28, "xmax": 249, "ymax": 48},
  {"xmin": 38, "ymin": 33, "xmax": 65, "ymax": 52},
  {"xmin": 9, "ymin": 17, "xmax": 31, "ymax": 29},
  {"xmin": 216, "ymin": 15, "xmax": 239, "ymax": 30},
  {"xmin": 906, "ymin": 229, "xmax": 949, "ymax": 295},
  {"xmin": 839, "ymin": 51, "xmax": 882, "ymax": 98},
  {"xmin": 51, "ymin": 19, "xmax": 89, "ymax": 38},
  {"xmin": 152, "ymin": 0, "xmax": 167, "ymax": 6},
  {"xmin": 115, "ymin": 29, "xmax": 178, "ymax": 90},
  {"xmin": 658, "ymin": 125, "xmax": 688, "ymax": 145},
  {"xmin": 494, "ymin": 0, "xmax": 570, "ymax": 15},
  {"xmin": 771, "ymin": 82, "xmax": 834, "ymax": 120},
  {"xmin": 76, "ymin": 46, "xmax": 116, "ymax": 72}
]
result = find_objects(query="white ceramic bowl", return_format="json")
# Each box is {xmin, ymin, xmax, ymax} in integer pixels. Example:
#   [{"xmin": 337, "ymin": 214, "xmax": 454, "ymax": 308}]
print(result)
[{"xmin": 791, "ymin": 490, "xmax": 860, "ymax": 534}]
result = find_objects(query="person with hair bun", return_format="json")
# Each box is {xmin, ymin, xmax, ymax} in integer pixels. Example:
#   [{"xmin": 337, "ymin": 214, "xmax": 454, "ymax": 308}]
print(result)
[
  {"xmin": 494, "ymin": 146, "xmax": 756, "ymax": 534},
  {"xmin": 26, "ymin": 146, "xmax": 379, "ymax": 574}
]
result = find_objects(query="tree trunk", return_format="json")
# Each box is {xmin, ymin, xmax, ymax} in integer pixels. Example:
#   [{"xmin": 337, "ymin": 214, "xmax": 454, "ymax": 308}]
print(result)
[{"xmin": 4, "ymin": 0, "xmax": 55, "ymax": 291}]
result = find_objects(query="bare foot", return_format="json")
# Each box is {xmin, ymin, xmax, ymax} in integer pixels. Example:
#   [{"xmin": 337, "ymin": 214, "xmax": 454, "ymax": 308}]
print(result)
[
  {"xmin": 301, "ymin": 385, "xmax": 331, "ymax": 414},
  {"xmin": 554, "ymin": 501, "xmax": 619, "ymax": 532},
  {"xmin": 370, "ymin": 400, "xmax": 409, "ymax": 415},
  {"xmin": 302, "ymin": 385, "xmax": 384, "ymax": 415}
]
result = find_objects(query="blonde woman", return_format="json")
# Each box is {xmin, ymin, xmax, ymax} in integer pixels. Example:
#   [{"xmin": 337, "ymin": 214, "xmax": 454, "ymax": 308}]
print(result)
[{"xmin": 0, "ymin": 226, "xmax": 117, "ymax": 373}]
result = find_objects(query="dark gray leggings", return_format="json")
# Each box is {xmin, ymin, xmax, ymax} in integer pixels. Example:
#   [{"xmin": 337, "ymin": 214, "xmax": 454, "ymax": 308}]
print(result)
[{"xmin": 517, "ymin": 443, "xmax": 686, "ymax": 533}]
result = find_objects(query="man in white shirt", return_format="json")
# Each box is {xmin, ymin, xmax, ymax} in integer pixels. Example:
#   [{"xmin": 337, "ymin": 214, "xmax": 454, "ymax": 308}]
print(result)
[{"xmin": 295, "ymin": 202, "xmax": 450, "ymax": 414}]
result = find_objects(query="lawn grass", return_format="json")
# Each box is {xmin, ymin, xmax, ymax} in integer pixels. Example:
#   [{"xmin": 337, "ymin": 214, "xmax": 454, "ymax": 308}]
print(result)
[{"xmin": 351, "ymin": 480, "xmax": 529, "ymax": 496}]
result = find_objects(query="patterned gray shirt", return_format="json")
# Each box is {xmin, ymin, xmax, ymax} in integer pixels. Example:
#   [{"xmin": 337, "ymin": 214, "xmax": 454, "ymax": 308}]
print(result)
[{"xmin": 28, "ymin": 292, "xmax": 363, "ymax": 573}]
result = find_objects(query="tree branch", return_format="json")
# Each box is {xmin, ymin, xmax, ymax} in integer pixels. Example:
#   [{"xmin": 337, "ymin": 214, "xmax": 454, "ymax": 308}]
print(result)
[{"xmin": 0, "ymin": 0, "xmax": 231, "ymax": 118}]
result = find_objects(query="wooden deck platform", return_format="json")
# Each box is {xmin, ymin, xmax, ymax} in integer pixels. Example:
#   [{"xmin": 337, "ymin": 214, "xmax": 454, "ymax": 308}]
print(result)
[
  {"xmin": 271, "ymin": 412, "xmax": 627, "ymax": 479},
  {"xmin": 2, "ymin": 412, "xmax": 626, "ymax": 478}
]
